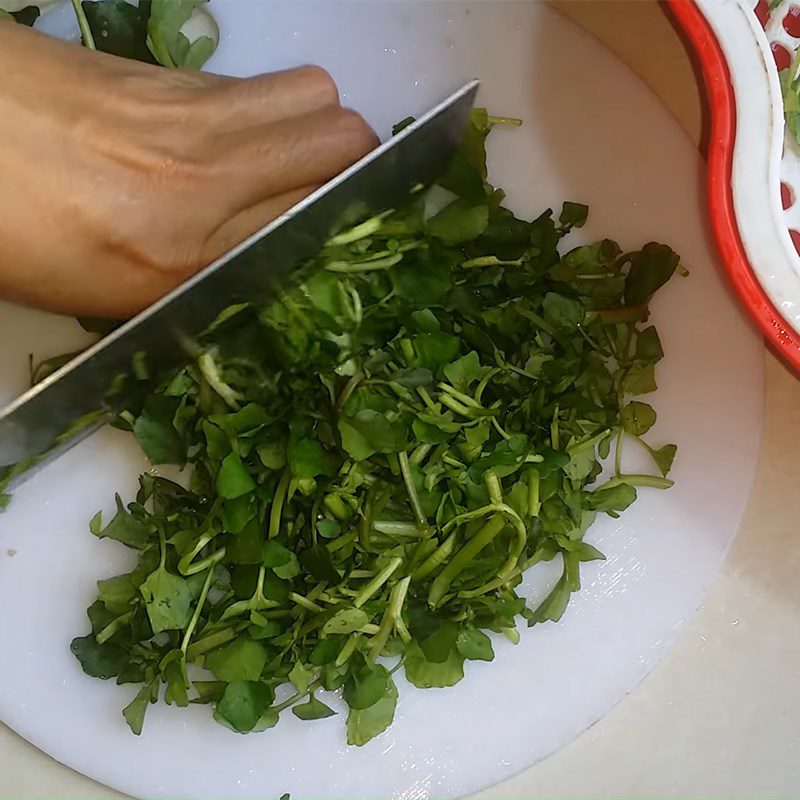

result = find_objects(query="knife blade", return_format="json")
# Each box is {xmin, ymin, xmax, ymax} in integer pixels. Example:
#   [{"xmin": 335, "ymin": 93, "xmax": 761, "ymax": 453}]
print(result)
[{"xmin": 0, "ymin": 80, "xmax": 479, "ymax": 483}]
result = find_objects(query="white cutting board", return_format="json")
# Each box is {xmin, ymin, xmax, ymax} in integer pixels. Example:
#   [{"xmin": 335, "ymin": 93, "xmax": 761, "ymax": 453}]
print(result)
[{"xmin": 0, "ymin": 3, "xmax": 763, "ymax": 799}]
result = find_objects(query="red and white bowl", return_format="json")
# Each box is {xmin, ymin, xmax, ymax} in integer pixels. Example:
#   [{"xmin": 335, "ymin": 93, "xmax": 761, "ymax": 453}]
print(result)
[{"xmin": 671, "ymin": 0, "xmax": 800, "ymax": 371}]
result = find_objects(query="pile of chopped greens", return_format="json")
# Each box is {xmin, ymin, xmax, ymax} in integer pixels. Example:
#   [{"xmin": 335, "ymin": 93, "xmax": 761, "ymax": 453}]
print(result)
[
  {"xmin": 1, "ymin": 0, "xmax": 681, "ymax": 747},
  {"xmin": 69, "ymin": 108, "xmax": 681, "ymax": 744}
]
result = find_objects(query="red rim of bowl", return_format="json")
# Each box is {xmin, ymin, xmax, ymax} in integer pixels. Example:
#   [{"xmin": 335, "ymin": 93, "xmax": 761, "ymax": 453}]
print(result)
[{"xmin": 668, "ymin": 0, "xmax": 800, "ymax": 372}]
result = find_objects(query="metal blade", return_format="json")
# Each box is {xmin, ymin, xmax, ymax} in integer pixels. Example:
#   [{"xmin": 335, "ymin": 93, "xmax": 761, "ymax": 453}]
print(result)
[{"xmin": 0, "ymin": 80, "xmax": 478, "ymax": 481}]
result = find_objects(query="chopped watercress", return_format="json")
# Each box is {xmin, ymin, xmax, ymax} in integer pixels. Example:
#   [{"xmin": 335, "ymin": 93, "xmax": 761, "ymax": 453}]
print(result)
[{"xmin": 69, "ymin": 107, "xmax": 681, "ymax": 746}]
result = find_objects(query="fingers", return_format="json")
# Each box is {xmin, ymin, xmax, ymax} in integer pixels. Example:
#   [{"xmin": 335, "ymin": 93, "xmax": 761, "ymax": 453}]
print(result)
[
  {"xmin": 202, "ymin": 183, "xmax": 321, "ymax": 263},
  {"xmin": 203, "ymin": 66, "xmax": 341, "ymax": 127},
  {"xmin": 212, "ymin": 104, "xmax": 378, "ymax": 212}
]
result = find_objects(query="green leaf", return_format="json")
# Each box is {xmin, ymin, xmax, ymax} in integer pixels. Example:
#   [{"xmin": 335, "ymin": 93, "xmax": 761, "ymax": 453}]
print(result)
[
  {"xmin": 288, "ymin": 661, "xmax": 312, "ymax": 694},
  {"xmin": 310, "ymin": 636, "xmax": 342, "ymax": 666},
  {"xmin": 621, "ymin": 401, "xmax": 656, "ymax": 436},
  {"xmin": 529, "ymin": 577, "xmax": 571, "ymax": 624},
  {"xmin": 443, "ymin": 351, "xmax": 485, "ymax": 390},
  {"xmin": 650, "ymin": 443, "xmax": 677, "ymax": 477},
  {"xmin": 9, "ymin": 6, "xmax": 39, "ymax": 25},
  {"xmin": 634, "ymin": 326, "xmax": 664, "ymax": 362},
  {"xmin": 133, "ymin": 396, "xmax": 186, "ymax": 465},
  {"xmin": 413, "ymin": 332, "xmax": 461, "ymax": 373},
  {"xmin": 322, "ymin": 607, "xmax": 369, "ymax": 635},
  {"xmin": 292, "ymin": 694, "xmax": 336, "ymax": 721},
  {"xmin": 160, "ymin": 648, "xmax": 189, "ymax": 707},
  {"xmin": 559, "ymin": 201, "xmax": 588, "ymax": 229},
  {"xmin": 146, "ymin": 0, "xmax": 216, "ymax": 69},
  {"xmin": 389, "ymin": 367, "xmax": 434, "ymax": 389},
  {"xmin": 343, "ymin": 662, "xmax": 390, "ymax": 709},
  {"xmin": 257, "ymin": 441, "xmax": 286, "ymax": 470},
  {"xmin": 622, "ymin": 362, "xmax": 657, "ymax": 395},
  {"xmin": 82, "ymin": 0, "xmax": 157, "ymax": 62},
  {"xmin": 215, "ymin": 680, "xmax": 273, "ymax": 733},
  {"xmin": 97, "ymin": 574, "xmax": 137, "ymax": 615},
  {"xmin": 346, "ymin": 677, "xmax": 397, "ymax": 746},
  {"xmin": 217, "ymin": 452, "xmax": 256, "ymax": 499},
  {"xmin": 427, "ymin": 200, "xmax": 489, "ymax": 245},
  {"xmin": 456, "ymin": 627, "xmax": 494, "ymax": 661},
  {"xmin": 70, "ymin": 636, "xmax": 128, "ymax": 680},
  {"xmin": 404, "ymin": 641, "xmax": 465, "ymax": 688},
  {"xmin": 316, "ymin": 519, "xmax": 341, "ymax": 539},
  {"xmin": 587, "ymin": 483, "xmax": 637, "ymax": 513},
  {"xmin": 288, "ymin": 437, "xmax": 337, "ymax": 479},
  {"xmin": 542, "ymin": 293, "xmax": 584, "ymax": 333},
  {"xmin": 624, "ymin": 242, "xmax": 680, "ymax": 305},
  {"xmin": 299, "ymin": 544, "xmax": 340, "ymax": 583},
  {"xmin": 93, "ymin": 494, "xmax": 153, "ymax": 550},
  {"xmin": 139, "ymin": 565, "xmax": 192, "ymax": 633},
  {"xmin": 205, "ymin": 635, "xmax": 268, "ymax": 682},
  {"xmin": 123, "ymin": 682, "xmax": 157, "ymax": 735},
  {"xmin": 262, "ymin": 540, "xmax": 292, "ymax": 569},
  {"xmin": 338, "ymin": 410, "xmax": 406, "ymax": 461}
]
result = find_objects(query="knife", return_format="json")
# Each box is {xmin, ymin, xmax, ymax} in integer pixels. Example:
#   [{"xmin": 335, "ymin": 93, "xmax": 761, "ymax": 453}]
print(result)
[{"xmin": 0, "ymin": 80, "xmax": 479, "ymax": 486}]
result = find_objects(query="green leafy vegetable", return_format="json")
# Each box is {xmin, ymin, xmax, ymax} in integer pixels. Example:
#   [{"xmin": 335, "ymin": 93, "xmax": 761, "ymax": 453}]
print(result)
[{"xmin": 69, "ymin": 106, "xmax": 679, "ymax": 748}]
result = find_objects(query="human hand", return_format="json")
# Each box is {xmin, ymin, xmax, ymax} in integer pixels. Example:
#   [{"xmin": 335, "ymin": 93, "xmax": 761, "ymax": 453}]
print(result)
[{"xmin": 0, "ymin": 23, "xmax": 377, "ymax": 318}]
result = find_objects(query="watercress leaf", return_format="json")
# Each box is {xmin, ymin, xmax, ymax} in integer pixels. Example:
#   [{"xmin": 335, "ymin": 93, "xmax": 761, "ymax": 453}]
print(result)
[
  {"xmin": 299, "ymin": 544, "xmax": 340, "ymax": 584},
  {"xmin": 288, "ymin": 661, "xmax": 312, "ymax": 694},
  {"xmin": 404, "ymin": 641, "xmax": 465, "ymax": 688},
  {"xmin": 215, "ymin": 680, "xmax": 272, "ymax": 733},
  {"xmin": 559, "ymin": 201, "xmax": 588, "ymax": 230},
  {"xmin": 322, "ymin": 607, "xmax": 369, "ymax": 635},
  {"xmin": 93, "ymin": 494, "xmax": 153, "ymax": 550},
  {"xmin": 622, "ymin": 362, "xmax": 657, "ymax": 395},
  {"xmin": 413, "ymin": 332, "xmax": 461, "ymax": 373},
  {"xmin": 82, "ymin": 0, "xmax": 157, "ymax": 62},
  {"xmin": 217, "ymin": 452, "xmax": 256, "ymax": 499},
  {"xmin": 310, "ymin": 636, "xmax": 343, "ymax": 666},
  {"xmin": 634, "ymin": 326, "xmax": 664, "ymax": 362},
  {"xmin": 97, "ymin": 573, "xmax": 137, "ymax": 615},
  {"xmin": 292, "ymin": 694, "xmax": 336, "ymax": 721},
  {"xmin": 133, "ymin": 395, "xmax": 186, "ymax": 465},
  {"xmin": 146, "ymin": 0, "xmax": 214, "ymax": 69},
  {"xmin": 316, "ymin": 518, "xmax": 341, "ymax": 539},
  {"xmin": 389, "ymin": 367, "xmax": 434, "ymax": 389},
  {"xmin": 456, "ymin": 627, "xmax": 494, "ymax": 661},
  {"xmin": 71, "ymin": 635, "xmax": 128, "ymax": 680},
  {"xmin": 443, "ymin": 351, "xmax": 485, "ymax": 390},
  {"xmin": 343, "ymin": 662, "xmax": 390, "ymax": 710},
  {"xmin": 650, "ymin": 443, "xmax": 677, "ymax": 477},
  {"xmin": 205, "ymin": 635, "xmax": 268, "ymax": 682},
  {"xmin": 587, "ymin": 483, "xmax": 637, "ymax": 514},
  {"xmin": 221, "ymin": 495, "xmax": 256, "ymax": 535},
  {"xmin": 418, "ymin": 619, "xmax": 460, "ymax": 663},
  {"xmin": 257, "ymin": 441, "xmax": 286, "ymax": 470},
  {"xmin": 542, "ymin": 292, "xmax": 584, "ymax": 333},
  {"xmin": 123, "ymin": 681, "xmax": 157, "ymax": 735},
  {"xmin": 528, "ymin": 576, "xmax": 571, "ymax": 625},
  {"xmin": 624, "ymin": 242, "xmax": 680, "ymax": 305},
  {"xmin": 346, "ymin": 676, "xmax": 397, "ymax": 746},
  {"xmin": 9, "ymin": 6, "xmax": 39, "ymax": 25},
  {"xmin": 621, "ymin": 401, "xmax": 656, "ymax": 436},
  {"xmin": 427, "ymin": 200, "xmax": 489, "ymax": 245},
  {"xmin": 262, "ymin": 540, "xmax": 292, "ymax": 569},
  {"xmin": 338, "ymin": 410, "xmax": 406, "ymax": 461},
  {"xmin": 288, "ymin": 436, "xmax": 337, "ymax": 478},
  {"xmin": 139, "ymin": 566, "xmax": 192, "ymax": 633}
]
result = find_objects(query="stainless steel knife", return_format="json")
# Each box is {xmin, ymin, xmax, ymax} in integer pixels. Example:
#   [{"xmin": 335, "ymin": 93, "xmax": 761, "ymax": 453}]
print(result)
[{"xmin": 0, "ymin": 80, "xmax": 479, "ymax": 484}]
